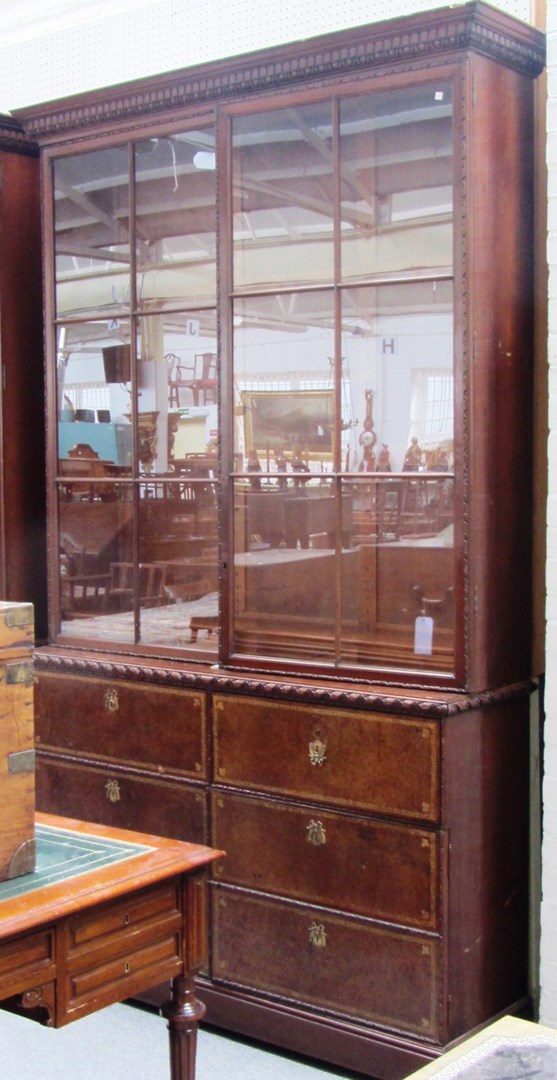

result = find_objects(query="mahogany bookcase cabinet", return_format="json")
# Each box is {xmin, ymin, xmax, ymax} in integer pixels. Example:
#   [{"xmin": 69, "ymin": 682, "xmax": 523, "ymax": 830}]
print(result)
[{"xmin": 16, "ymin": 5, "xmax": 545, "ymax": 1078}]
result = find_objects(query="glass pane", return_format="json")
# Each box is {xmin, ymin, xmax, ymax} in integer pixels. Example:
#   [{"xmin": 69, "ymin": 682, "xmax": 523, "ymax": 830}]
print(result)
[
  {"xmin": 58, "ymin": 484, "xmax": 134, "ymax": 643},
  {"xmin": 137, "ymin": 477, "xmax": 218, "ymax": 651},
  {"xmin": 233, "ymin": 290, "xmax": 335, "ymax": 469},
  {"xmin": 338, "ymin": 278, "xmax": 454, "ymax": 673},
  {"xmin": 231, "ymin": 476, "xmax": 336, "ymax": 660},
  {"xmin": 340, "ymin": 280, "xmax": 454, "ymax": 475},
  {"xmin": 136, "ymin": 309, "xmax": 218, "ymax": 477},
  {"xmin": 340, "ymin": 476, "xmax": 455, "ymax": 674},
  {"xmin": 232, "ymin": 103, "xmax": 334, "ymax": 288},
  {"xmin": 135, "ymin": 129, "xmax": 216, "ymax": 309},
  {"xmin": 54, "ymin": 146, "xmax": 131, "ymax": 318},
  {"xmin": 340, "ymin": 82, "xmax": 453, "ymax": 280},
  {"xmin": 57, "ymin": 320, "xmax": 133, "ymax": 473}
]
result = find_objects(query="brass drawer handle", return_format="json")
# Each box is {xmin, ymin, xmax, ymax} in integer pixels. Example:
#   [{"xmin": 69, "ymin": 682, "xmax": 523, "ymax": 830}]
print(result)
[
  {"xmin": 103, "ymin": 688, "xmax": 119, "ymax": 713},
  {"xmin": 308, "ymin": 733, "xmax": 327, "ymax": 766},
  {"xmin": 105, "ymin": 779, "xmax": 121, "ymax": 803},
  {"xmin": 306, "ymin": 820, "xmax": 326, "ymax": 846},
  {"xmin": 309, "ymin": 922, "xmax": 327, "ymax": 948}
]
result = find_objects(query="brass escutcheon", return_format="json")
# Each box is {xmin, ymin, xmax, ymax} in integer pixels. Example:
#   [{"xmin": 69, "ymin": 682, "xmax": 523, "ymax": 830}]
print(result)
[
  {"xmin": 103, "ymin": 688, "xmax": 119, "ymax": 712},
  {"xmin": 308, "ymin": 922, "xmax": 327, "ymax": 948},
  {"xmin": 308, "ymin": 734, "xmax": 327, "ymax": 767},
  {"xmin": 105, "ymin": 779, "xmax": 121, "ymax": 803},
  {"xmin": 306, "ymin": 819, "xmax": 326, "ymax": 846}
]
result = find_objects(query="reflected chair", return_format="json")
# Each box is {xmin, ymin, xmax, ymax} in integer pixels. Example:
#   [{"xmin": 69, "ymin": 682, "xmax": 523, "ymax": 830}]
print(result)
[
  {"xmin": 104, "ymin": 562, "xmax": 170, "ymax": 611},
  {"xmin": 59, "ymin": 533, "xmax": 110, "ymax": 618},
  {"xmin": 167, "ymin": 352, "xmax": 217, "ymax": 407}
]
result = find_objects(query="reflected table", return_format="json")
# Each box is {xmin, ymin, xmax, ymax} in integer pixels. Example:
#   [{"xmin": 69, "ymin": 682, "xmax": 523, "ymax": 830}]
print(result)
[{"xmin": 0, "ymin": 813, "xmax": 222, "ymax": 1080}]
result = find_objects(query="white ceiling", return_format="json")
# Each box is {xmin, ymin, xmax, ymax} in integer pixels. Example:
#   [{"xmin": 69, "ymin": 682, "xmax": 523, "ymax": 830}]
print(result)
[
  {"xmin": 0, "ymin": 0, "xmax": 534, "ymax": 113},
  {"xmin": 0, "ymin": 0, "xmax": 161, "ymax": 46}
]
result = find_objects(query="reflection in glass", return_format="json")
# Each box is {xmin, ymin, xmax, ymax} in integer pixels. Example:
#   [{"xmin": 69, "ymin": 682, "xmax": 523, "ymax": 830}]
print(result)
[
  {"xmin": 232, "ymin": 476, "xmax": 336, "ymax": 660},
  {"xmin": 136, "ymin": 309, "xmax": 218, "ymax": 477},
  {"xmin": 58, "ymin": 485, "xmax": 135, "ymax": 643},
  {"xmin": 233, "ymin": 291, "xmax": 335, "ymax": 467},
  {"xmin": 57, "ymin": 320, "xmax": 133, "ymax": 474},
  {"xmin": 229, "ymin": 275, "xmax": 455, "ymax": 674},
  {"xmin": 135, "ymin": 129, "xmax": 216, "ymax": 309},
  {"xmin": 340, "ymin": 476, "xmax": 454, "ymax": 671},
  {"xmin": 138, "ymin": 477, "xmax": 218, "ymax": 650},
  {"xmin": 232, "ymin": 103, "xmax": 334, "ymax": 288},
  {"xmin": 340, "ymin": 280, "xmax": 453, "ymax": 474},
  {"xmin": 54, "ymin": 146, "xmax": 131, "ymax": 318},
  {"xmin": 339, "ymin": 276, "xmax": 455, "ymax": 671},
  {"xmin": 340, "ymin": 82, "xmax": 453, "ymax": 280}
]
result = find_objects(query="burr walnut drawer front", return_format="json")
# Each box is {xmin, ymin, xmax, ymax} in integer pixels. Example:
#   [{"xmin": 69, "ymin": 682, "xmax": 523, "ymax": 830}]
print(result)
[
  {"xmin": 36, "ymin": 672, "xmax": 207, "ymax": 779},
  {"xmin": 62, "ymin": 882, "xmax": 183, "ymax": 1017},
  {"xmin": 212, "ymin": 791, "xmax": 440, "ymax": 930},
  {"xmin": 213, "ymin": 695, "xmax": 439, "ymax": 822},
  {"xmin": 213, "ymin": 886, "xmax": 440, "ymax": 1040},
  {"xmin": 36, "ymin": 757, "xmax": 208, "ymax": 845}
]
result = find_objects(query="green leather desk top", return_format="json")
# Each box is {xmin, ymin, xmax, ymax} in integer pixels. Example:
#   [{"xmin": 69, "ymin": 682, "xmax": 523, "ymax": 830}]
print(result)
[{"xmin": 0, "ymin": 823, "xmax": 151, "ymax": 902}]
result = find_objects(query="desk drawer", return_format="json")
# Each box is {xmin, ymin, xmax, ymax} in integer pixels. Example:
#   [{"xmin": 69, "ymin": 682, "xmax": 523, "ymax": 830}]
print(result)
[
  {"xmin": 0, "ymin": 929, "xmax": 55, "ymax": 999},
  {"xmin": 212, "ymin": 792, "xmax": 440, "ymax": 929},
  {"xmin": 213, "ymin": 886, "xmax": 440, "ymax": 1039},
  {"xmin": 36, "ymin": 757, "xmax": 208, "ymax": 844},
  {"xmin": 64, "ymin": 882, "xmax": 182, "ymax": 1012},
  {"xmin": 213, "ymin": 695, "xmax": 439, "ymax": 822},
  {"xmin": 36, "ymin": 672, "xmax": 206, "ymax": 778}
]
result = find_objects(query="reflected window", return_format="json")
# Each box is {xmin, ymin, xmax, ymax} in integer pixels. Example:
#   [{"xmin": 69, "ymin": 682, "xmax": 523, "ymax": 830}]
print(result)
[
  {"xmin": 135, "ymin": 129, "xmax": 216, "ymax": 309},
  {"xmin": 232, "ymin": 103, "xmax": 335, "ymax": 288},
  {"xmin": 54, "ymin": 146, "xmax": 131, "ymax": 319},
  {"xmin": 340, "ymin": 82, "xmax": 453, "ymax": 280}
]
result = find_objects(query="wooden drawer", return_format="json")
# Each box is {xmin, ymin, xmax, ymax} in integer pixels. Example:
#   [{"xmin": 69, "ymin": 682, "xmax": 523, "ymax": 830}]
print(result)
[
  {"xmin": 36, "ymin": 757, "xmax": 208, "ymax": 845},
  {"xmin": 36, "ymin": 672, "xmax": 206, "ymax": 779},
  {"xmin": 212, "ymin": 791, "xmax": 440, "ymax": 930},
  {"xmin": 213, "ymin": 695, "xmax": 439, "ymax": 822},
  {"xmin": 212, "ymin": 886, "xmax": 440, "ymax": 1039},
  {"xmin": 62, "ymin": 882, "xmax": 182, "ymax": 1016},
  {"xmin": 0, "ymin": 929, "xmax": 55, "ymax": 1000}
]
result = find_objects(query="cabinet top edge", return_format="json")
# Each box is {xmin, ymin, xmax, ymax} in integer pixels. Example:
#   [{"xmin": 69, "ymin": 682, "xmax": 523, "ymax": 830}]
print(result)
[
  {"xmin": 34, "ymin": 647, "xmax": 537, "ymax": 719},
  {"xmin": 0, "ymin": 114, "xmax": 40, "ymax": 157},
  {"xmin": 13, "ymin": 2, "xmax": 545, "ymax": 143}
]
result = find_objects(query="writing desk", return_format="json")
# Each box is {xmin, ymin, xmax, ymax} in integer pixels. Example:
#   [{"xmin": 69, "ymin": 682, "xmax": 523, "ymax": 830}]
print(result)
[{"xmin": 0, "ymin": 813, "xmax": 222, "ymax": 1080}]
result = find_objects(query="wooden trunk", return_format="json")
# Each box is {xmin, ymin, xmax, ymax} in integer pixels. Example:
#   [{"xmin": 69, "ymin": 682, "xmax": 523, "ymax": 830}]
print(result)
[{"xmin": 0, "ymin": 601, "xmax": 35, "ymax": 881}]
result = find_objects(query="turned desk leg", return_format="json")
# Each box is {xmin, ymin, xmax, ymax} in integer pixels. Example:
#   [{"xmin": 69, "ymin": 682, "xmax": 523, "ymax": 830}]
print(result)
[{"xmin": 162, "ymin": 975, "xmax": 206, "ymax": 1080}]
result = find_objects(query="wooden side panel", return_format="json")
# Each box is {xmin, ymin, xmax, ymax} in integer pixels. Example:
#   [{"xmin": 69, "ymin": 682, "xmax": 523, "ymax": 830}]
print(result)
[
  {"xmin": 465, "ymin": 55, "xmax": 536, "ymax": 688},
  {"xmin": 0, "ymin": 145, "xmax": 46, "ymax": 640},
  {"xmin": 441, "ymin": 698, "xmax": 531, "ymax": 1037}
]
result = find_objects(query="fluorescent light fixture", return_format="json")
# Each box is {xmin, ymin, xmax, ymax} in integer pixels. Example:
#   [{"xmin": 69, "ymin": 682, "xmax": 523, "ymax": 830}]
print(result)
[{"xmin": 193, "ymin": 150, "xmax": 216, "ymax": 170}]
